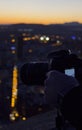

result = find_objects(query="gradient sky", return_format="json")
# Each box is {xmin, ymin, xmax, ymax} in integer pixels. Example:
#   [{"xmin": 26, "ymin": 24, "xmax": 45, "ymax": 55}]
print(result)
[{"xmin": 0, "ymin": 0, "xmax": 82, "ymax": 24}]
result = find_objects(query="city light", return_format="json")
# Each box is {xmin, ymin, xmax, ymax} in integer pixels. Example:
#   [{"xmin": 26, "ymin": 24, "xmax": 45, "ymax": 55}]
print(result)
[
  {"xmin": 46, "ymin": 37, "xmax": 50, "ymax": 41},
  {"xmin": 9, "ymin": 110, "xmax": 19, "ymax": 121},
  {"xmin": 11, "ymin": 46, "xmax": 16, "ymax": 50},
  {"xmin": 28, "ymin": 49, "xmax": 33, "ymax": 53},
  {"xmin": 11, "ymin": 65, "xmax": 18, "ymax": 108},
  {"xmin": 11, "ymin": 46, "xmax": 16, "ymax": 54},
  {"xmin": 56, "ymin": 40, "xmax": 60, "ymax": 44},
  {"xmin": 10, "ymin": 34, "xmax": 15, "ymax": 38},
  {"xmin": 10, "ymin": 114, "xmax": 16, "ymax": 121},
  {"xmin": 10, "ymin": 65, "xmax": 19, "ymax": 121},
  {"xmin": 52, "ymin": 40, "xmax": 62, "ymax": 47},
  {"xmin": 22, "ymin": 117, "xmax": 27, "ymax": 121},
  {"xmin": 11, "ymin": 39, "xmax": 16, "ymax": 43},
  {"xmin": 23, "ymin": 37, "xmax": 31, "ymax": 41},
  {"xmin": 38, "ymin": 107, "xmax": 42, "ymax": 112},
  {"xmin": 40, "ymin": 36, "xmax": 44, "ymax": 41},
  {"xmin": 12, "ymin": 50, "xmax": 16, "ymax": 54},
  {"xmin": 55, "ymin": 35, "xmax": 60, "ymax": 39},
  {"xmin": 71, "ymin": 36, "xmax": 76, "ymax": 40},
  {"xmin": 22, "ymin": 33, "xmax": 26, "ymax": 36},
  {"xmin": 40, "ymin": 36, "xmax": 50, "ymax": 43}
]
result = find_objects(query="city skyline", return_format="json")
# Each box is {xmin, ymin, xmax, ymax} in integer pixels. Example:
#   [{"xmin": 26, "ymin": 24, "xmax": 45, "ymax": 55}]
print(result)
[{"xmin": 0, "ymin": 0, "xmax": 82, "ymax": 25}]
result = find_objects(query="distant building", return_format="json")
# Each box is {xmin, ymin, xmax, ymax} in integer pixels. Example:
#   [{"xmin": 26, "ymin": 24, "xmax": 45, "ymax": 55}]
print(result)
[{"xmin": 16, "ymin": 36, "xmax": 24, "ymax": 60}]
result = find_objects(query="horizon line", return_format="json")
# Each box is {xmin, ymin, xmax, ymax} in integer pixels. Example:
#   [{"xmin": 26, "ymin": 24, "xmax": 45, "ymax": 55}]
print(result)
[{"xmin": 0, "ymin": 21, "xmax": 82, "ymax": 26}]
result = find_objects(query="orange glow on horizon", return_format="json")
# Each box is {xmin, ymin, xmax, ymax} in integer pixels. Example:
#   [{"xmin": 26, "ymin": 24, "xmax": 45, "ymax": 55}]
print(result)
[
  {"xmin": 0, "ymin": 0, "xmax": 82, "ymax": 25},
  {"xmin": 0, "ymin": 16, "xmax": 82, "ymax": 25}
]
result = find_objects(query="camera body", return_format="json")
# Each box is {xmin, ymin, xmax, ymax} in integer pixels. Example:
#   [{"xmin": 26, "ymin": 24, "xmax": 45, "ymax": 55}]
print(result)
[
  {"xmin": 20, "ymin": 50, "xmax": 82, "ymax": 86},
  {"xmin": 20, "ymin": 62, "xmax": 49, "ymax": 86},
  {"xmin": 49, "ymin": 50, "xmax": 82, "ymax": 85},
  {"xmin": 20, "ymin": 50, "xmax": 82, "ymax": 128}
]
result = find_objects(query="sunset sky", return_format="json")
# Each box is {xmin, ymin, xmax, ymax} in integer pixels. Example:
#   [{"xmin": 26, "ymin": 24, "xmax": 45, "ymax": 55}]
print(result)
[{"xmin": 0, "ymin": 0, "xmax": 82, "ymax": 24}]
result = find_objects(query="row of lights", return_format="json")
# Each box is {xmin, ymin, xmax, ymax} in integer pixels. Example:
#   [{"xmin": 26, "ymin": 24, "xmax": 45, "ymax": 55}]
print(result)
[{"xmin": 10, "ymin": 33, "xmax": 82, "ymax": 43}]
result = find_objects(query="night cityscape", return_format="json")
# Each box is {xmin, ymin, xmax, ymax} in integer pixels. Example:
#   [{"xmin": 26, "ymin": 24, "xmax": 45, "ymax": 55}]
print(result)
[{"xmin": 0, "ymin": 23, "xmax": 82, "ymax": 130}]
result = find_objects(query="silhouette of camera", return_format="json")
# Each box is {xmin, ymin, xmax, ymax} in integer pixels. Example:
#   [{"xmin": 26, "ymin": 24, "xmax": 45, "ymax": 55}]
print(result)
[
  {"xmin": 20, "ymin": 62, "xmax": 49, "ymax": 86},
  {"xmin": 20, "ymin": 50, "xmax": 82, "ymax": 86}
]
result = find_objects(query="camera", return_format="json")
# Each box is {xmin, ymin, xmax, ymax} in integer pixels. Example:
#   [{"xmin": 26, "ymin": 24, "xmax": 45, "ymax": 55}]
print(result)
[
  {"xmin": 20, "ymin": 50, "xmax": 82, "ymax": 128},
  {"xmin": 20, "ymin": 62, "xmax": 49, "ymax": 86},
  {"xmin": 20, "ymin": 49, "xmax": 82, "ymax": 86},
  {"xmin": 49, "ymin": 50, "xmax": 82, "ymax": 84}
]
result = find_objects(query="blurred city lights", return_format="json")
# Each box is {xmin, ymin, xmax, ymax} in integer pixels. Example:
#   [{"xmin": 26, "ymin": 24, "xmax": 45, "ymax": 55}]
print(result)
[
  {"xmin": 46, "ymin": 37, "xmax": 50, "ymax": 41},
  {"xmin": 56, "ymin": 40, "xmax": 60, "ymax": 44},
  {"xmin": 40, "ymin": 36, "xmax": 44, "ymax": 41},
  {"xmin": 40, "ymin": 36, "xmax": 50, "ymax": 43},
  {"xmin": 22, "ymin": 117, "xmax": 27, "ymax": 121},
  {"xmin": 9, "ymin": 110, "xmax": 19, "ymax": 121},
  {"xmin": 23, "ymin": 37, "xmax": 28, "ymax": 41},
  {"xmin": 28, "ymin": 49, "xmax": 33, "ymax": 53},
  {"xmin": 10, "ymin": 114, "xmax": 16, "ymax": 121},
  {"xmin": 12, "ymin": 50, "xmax": 16, "ymax": 54},
  {"xmin": 11, "ymin": 46, "xmax": 16, "ymax": 50},
  {"xmin": 38, "ymin": 107, "xmax": 42, "ymax": 112},
  {"xmin": 56, "ymin": 35, "xmax": 60, "ymax": 39},
  {"xmin": 11, "ymin": 39, "xmax": 16, "ymax": 43},
  {"xmin": 23, "ymin": 37, "xmax": 31, "ymax": 41},
  {"xmin": 11, "ymin": 65, "xmax": 18, "ymax": 108},
  {"xmin": 10, "ymin": 34, "xmax": 14, "ymax": 37},
  {"xmin": 71, "ymin": 36, "xmax": 76, "ymax": 40},
  {"xmin": 22, "ymin": 33, "xmax": 26, "ymax": 36}
]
